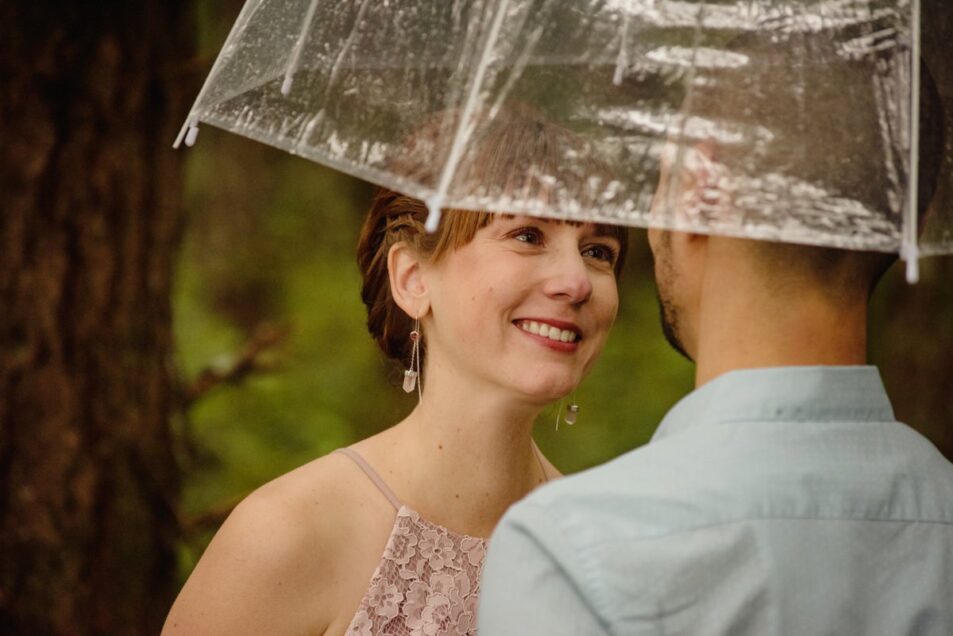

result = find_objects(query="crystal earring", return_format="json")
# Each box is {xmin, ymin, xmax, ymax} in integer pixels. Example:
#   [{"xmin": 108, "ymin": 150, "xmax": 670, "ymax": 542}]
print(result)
[
  {"xmin": 564, "ymin": 401, "xmax": 580, "ymax": 426},
  {"xmin": 403, "ymin": 314, "xmax": 421, "ymax": 397},
  {"xmin": 555, "ymin": 395, "xmax": 580, "ymax": 430}
]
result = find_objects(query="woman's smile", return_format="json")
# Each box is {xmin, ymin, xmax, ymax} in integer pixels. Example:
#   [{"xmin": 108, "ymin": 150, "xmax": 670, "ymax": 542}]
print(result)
[{"xmin": 513, "ymin": 318, "xmax": 582, "ymax": 352}]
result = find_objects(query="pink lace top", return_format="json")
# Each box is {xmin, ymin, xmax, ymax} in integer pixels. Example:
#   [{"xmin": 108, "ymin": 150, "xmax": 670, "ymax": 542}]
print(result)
[{"xmin": 337, "ymin": 448, "xmax": 487, "ymax": 636}]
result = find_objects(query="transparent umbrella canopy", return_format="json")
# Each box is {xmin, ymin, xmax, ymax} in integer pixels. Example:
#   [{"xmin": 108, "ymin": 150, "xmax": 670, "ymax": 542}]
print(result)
[{"xmin": 176, "ymin": 0, "xmax": 953, "ymax": 282}]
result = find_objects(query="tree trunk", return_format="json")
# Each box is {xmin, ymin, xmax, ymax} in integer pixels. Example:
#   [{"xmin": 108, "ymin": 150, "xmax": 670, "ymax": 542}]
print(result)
[{"xmin": 0, "ymin": 2, "xmax": 194, "ymax": 633}]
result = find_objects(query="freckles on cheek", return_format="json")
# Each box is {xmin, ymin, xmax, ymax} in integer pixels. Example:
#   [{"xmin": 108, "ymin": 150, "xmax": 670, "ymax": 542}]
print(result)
[{"xmin": 469, "ymin": 285, "xmax": 494, "ymax": 304}]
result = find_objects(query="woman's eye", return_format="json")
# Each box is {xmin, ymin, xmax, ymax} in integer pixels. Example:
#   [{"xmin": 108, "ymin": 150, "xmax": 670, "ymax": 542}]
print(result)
[
  {"xmin": 582, "ymin": 243, "xmax": 618, "ymax": 264},
  {"xmin": 511, "ymin": 227, "xmax": 543, "ymax": 245}
]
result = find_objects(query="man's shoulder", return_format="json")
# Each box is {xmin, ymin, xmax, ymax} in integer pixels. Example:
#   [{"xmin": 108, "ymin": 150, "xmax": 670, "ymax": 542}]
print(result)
[
  {"xmin": 490, "ymin": 442, "xmax": 733, "ymax": 624},
  {"xmin": 509, "ymin": 418, "xmax": 953, "ymax": 546},
  {"xmin": 508, "ymin": 438, "xmax": 719, "ymax": 544}
]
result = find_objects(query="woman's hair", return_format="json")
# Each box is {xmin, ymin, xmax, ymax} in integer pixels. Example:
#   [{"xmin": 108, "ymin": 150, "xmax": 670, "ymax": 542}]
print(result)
[
  {"xmin": 357, "ymin": 108, "xmax": 629, "ymax": 367},
  {"xmin": 357, "ymin": 195, "xmax": 492, "ymax": 366}
]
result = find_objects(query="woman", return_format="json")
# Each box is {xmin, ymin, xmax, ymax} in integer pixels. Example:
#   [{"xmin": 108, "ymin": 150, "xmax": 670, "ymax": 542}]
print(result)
[{"xmin": 163, "ymin": 114, "xmax": 627, "ymax": 635}]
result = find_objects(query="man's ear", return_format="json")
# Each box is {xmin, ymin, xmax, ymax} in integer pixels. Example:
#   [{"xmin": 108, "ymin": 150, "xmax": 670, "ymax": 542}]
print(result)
[
  {"xmin": 387, "ymin": 241, "xmax": 431, "ymax": 319},
  {"xmin": 652, "ymin": 140, "xmax": 723, "ymax": 221},
  {"xmin": 687, "ymin": 142, "xmax": 723, "ymax": 210}
]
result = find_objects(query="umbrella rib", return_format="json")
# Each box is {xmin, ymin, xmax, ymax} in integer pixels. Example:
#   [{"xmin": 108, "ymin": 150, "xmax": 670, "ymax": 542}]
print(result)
[
  {"xmin": 426, "ymin": 0, "xmax": 512, "ymax": 232},
  {"xmin": 902, "ymin": 0, "xmax": 922, "ymax": 283},
  {"xmin": 613, "ymin": 1, "xmax": 631, "ymax": 86},
  {"xmin": 281, "ymin": 0, "xmax": 322, "ymax": 96}
]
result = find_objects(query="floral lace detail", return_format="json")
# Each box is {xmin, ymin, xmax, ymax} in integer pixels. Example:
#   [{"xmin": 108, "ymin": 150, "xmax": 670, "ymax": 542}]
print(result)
[{"xmin": 345, "ymin": 507, "xmax": 487, "ymax": 636}]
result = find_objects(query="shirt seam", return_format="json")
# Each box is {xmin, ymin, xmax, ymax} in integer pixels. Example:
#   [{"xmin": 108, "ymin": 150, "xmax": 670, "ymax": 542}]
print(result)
[
  {"xmin": 573, "ymin": 513, "xmax": 953, "ymax": 550},
  {"xmin": 654, "ymin": 417, "xmax": 900, "ymax": 443}
]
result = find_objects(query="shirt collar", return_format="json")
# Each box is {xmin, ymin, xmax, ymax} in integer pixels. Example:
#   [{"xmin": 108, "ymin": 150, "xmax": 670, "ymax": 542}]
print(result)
[{"xmin": 652, "ymin": 366, "xmax": 895, "ymax": 443}]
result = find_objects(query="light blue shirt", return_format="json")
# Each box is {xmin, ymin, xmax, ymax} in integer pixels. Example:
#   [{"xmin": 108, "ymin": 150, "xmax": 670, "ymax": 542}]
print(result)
[{"xmin": 479, "ymin": 366, "xmax": 953, "ymax": 635}]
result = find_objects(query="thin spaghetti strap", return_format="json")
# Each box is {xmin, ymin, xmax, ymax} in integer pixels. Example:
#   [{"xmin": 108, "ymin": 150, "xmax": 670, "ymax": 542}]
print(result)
[
  {"xmin": 532, "ymin": 441, "xmax": 551, "ymax": 483},
  {"xmin": 335, "ymin": 447, "xmax": 402, "ymax": 510}
]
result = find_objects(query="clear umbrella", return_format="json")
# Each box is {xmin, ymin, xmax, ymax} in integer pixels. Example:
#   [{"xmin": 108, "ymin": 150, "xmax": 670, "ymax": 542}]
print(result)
[{"xmin": 176, "ymin": 0, "xmax": 952, "ymax": 282}]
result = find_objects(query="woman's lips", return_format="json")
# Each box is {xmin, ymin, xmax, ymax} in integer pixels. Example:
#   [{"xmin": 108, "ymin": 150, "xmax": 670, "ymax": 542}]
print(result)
[{"xmin": 513, "ymin": 319, "xmax": 582, "ymax": 352}]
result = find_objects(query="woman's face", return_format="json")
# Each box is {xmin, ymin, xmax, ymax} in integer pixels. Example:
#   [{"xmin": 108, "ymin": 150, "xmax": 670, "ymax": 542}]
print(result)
[{"xmin": 422, "ymin": 215, "xmax": 621, "ymax": 405}]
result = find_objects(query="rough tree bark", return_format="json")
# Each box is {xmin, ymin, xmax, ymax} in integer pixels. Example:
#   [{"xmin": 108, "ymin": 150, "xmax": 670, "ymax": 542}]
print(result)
[{"xmin": 0, "ymin": 2, "xmax": 194, "ymax": 633}]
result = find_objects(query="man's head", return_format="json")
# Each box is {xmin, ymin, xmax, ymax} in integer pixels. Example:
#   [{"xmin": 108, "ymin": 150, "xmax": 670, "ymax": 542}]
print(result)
[{"xmin": 648, "ymin": 28, "xmax": 945, "ymax": 362}]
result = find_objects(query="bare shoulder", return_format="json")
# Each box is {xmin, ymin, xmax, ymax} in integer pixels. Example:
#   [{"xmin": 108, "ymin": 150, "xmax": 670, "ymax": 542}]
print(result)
[{"xmin": 162, "ymin": 451, "xmax": 392, "ymax": 636}]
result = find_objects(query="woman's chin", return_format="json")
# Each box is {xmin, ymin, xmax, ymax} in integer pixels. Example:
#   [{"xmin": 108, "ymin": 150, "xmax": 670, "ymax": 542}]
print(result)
[{"xmin": 515, "ymin": 380, "xmax": 578, "ymax": 406}]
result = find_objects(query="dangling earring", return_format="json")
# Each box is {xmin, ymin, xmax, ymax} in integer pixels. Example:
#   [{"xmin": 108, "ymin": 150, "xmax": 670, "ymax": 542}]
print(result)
[
  {"xmin": 564, "ymin": 400, "xmax": 580, "ymax": 426},
  {"xmin": 555, "ymin": 395, "xmax": 580, "ymax": 430},
  {"xmin": 403, "ymin": 314, "xmax": 421, "ymax": 399}
]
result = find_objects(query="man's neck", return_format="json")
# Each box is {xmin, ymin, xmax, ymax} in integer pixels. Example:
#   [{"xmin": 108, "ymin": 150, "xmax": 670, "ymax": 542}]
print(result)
[{"xmin": 693, "ymin": 280, "xmax": 869, "ymax": 388}]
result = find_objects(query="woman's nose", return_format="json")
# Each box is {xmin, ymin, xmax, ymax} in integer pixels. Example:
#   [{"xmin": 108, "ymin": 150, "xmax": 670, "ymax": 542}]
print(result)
[{"xmin": 543, "ymin": 249, "xmax": 593, "ymax": 304}]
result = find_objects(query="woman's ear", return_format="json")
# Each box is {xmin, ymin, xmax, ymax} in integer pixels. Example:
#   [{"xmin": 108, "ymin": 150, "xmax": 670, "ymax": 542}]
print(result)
[{"xmin": 387, "ymin": 241, "xmax": 431, "ymax": 319}]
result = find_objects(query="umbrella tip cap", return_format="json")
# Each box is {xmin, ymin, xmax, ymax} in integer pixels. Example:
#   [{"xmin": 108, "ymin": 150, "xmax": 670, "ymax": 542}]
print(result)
[
  {"xmin": 424, "ymin": 198, "xmax": 443, "ymax": 233},
  {"xmin": 184, "ymin": 124, "xmax": 200, "ymax": 147},
  {"xmin": 902, "ymin": 243, "xmax": 920, "ymax": 284},
  {"xmin": 281, "ymin": 76, "xmax": 293, "ymax": 96},
  {"xmin": 612, "ymin": 65, "xmax": 624, "ymax": 86},
  {"xmin": 905, "ymin": 257, "xmax": 920, "ymax": 284}
]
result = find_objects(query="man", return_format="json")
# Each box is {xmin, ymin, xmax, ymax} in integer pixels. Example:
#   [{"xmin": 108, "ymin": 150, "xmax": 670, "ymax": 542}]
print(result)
[{"xmin": 478, "ymin": 26, "xmax": 953, "ymax": 636}]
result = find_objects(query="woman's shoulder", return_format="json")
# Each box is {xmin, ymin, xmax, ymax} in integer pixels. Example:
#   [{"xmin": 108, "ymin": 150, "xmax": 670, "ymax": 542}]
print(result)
[
  {"xmin": 247, "ymin": 448, "xmax": 381, "ymax": 528},
  {"xmin": 216, "ymin": 449, "xmax": 381, "ymax": 564},
  {"xmin": 229, "ymin": 449, "xmax": 372, "ymax": 553},
  {"xmin": 162, "ymin": 449, "xmax": 394, "ymax": 635}
]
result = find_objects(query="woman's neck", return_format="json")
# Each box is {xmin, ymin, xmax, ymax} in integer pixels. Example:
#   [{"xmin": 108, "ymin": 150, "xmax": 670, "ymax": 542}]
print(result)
[{"xmin": 374, "ymin": 365, "xmax": 549, "ymax": 538}]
